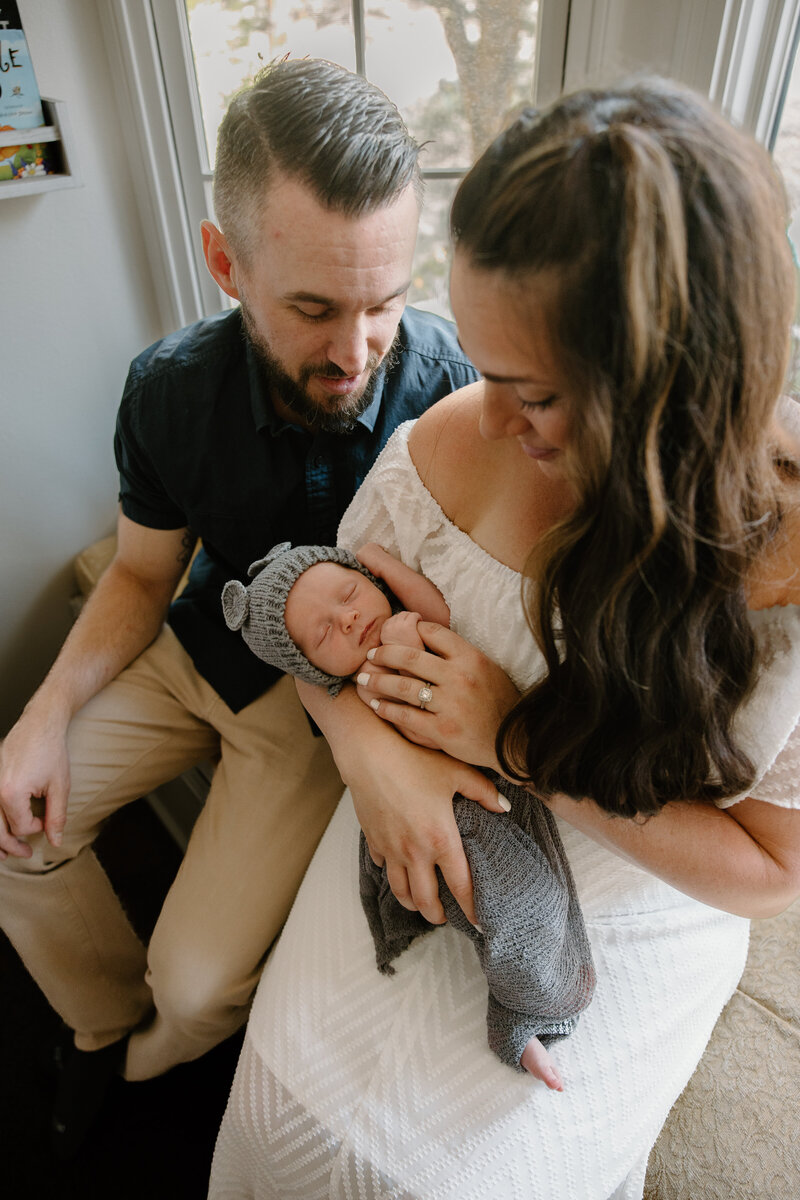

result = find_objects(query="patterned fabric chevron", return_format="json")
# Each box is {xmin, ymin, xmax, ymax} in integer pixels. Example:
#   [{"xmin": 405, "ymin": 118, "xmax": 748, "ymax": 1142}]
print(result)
[{"xmin": 210, "ymin": 423, "xmax": 800, "ymax": 1200}]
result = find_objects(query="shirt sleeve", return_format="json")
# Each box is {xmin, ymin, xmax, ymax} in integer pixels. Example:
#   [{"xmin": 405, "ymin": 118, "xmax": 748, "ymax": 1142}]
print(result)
[
  {"xmin": 114, "ymin": 374, "xmax": 188, "ymax": 530},
  {"xmin": 743, "ymin": 715, "xmax": 800, "ymax": 808},
  {"xmin": 717, "ymin": 606, "xmax": 800, "ymax": 810}
]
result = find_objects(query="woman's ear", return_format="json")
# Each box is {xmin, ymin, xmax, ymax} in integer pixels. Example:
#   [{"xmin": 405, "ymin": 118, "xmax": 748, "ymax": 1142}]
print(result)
[{"xmin": 201, "ymin": 220, "xmax": 240, "ymax": 299}]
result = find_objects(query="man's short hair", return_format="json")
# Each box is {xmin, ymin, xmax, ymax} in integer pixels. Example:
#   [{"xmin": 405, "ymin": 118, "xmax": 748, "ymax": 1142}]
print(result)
[{"xmin": 214, "ymin": 57, "xmax": 422, "ymax": 262}]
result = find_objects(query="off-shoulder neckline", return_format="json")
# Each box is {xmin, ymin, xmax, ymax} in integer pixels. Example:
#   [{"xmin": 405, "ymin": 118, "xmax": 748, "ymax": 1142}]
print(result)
[
  {"xmin": 390, "ymin": 422, "xmax": 800, "ymax": 618},
  {"xmin": 393, "ymin": 421, "xmax": 522, "ymax": 581}
]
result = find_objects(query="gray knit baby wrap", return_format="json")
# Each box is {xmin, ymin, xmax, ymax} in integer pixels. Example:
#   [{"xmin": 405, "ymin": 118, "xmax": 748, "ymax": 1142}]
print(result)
[
  {"xmin": 360, "ymin": 771, "xmax": 596, "ymax": 1071},
  {"xmin": 222, "ymin": 543, "xmax": 596, "ymax": 1071}
]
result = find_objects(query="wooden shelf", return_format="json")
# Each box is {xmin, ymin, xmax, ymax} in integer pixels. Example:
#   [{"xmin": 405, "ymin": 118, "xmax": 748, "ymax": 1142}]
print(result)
[{"xmin": 0, "ymin": 98, "xmax": 80, "ymax": 198}]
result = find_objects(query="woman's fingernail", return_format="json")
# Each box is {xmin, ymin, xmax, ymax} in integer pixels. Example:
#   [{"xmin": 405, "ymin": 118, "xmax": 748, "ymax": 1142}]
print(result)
[
  {"xmin": 50, "ymin": 831, "xmax": 63, "ymax": 847},
  {"xmin": 498, "ymin": 793, "xmax": 511, "ymax": 812},
  {"xmin": 370, "ymin": 699, "xmax": 380, "ymax": 711},
  {"xmin": 473, "ymin": 922, "xmax": 483, "ymax": 934},
  {"xmin": 356, "ymin": 673, "xmax": 370, "ymax": 687},
  {"xmin": 366, "ymin": 648, "xmax": 376, "ymax": 660}
]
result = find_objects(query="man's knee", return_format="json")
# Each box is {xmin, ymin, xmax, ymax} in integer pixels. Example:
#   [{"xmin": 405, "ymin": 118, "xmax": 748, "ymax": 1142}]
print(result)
[{"xmin": 146, "ymin": 940, "xmax": 256, "ymax": 1039}]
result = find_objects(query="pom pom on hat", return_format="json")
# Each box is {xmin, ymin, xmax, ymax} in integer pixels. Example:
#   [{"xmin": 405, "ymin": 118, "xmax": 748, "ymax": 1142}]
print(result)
[{"xmin": 221, "ymin": 579, "xmax": 249, "ymax": 631}]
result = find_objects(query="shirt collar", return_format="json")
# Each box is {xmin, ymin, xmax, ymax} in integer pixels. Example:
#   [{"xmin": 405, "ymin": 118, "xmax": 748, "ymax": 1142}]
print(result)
[{"xmin": 247, "ymin": 337, "xmax": 386, "ymax": 437}]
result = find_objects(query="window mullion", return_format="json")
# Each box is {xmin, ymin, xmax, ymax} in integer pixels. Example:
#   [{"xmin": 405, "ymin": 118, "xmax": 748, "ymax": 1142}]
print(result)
[
  {"xmin": 711, "ymin": 0, "xmax": 800, "ymax": 142},
  {"xmin": 353, "ymin": 0, "xmax": 366, "ymax": 76}
]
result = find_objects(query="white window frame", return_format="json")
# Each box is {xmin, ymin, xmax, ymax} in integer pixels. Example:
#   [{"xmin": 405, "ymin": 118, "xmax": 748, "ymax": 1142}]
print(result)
[
  {"xmin": 98, "ymin": 0, "xmax": 212, "ymax": 330},
  {"xmin": 563, "ymin": 0, "xmax": 730, "ymax": 96},
  {"xmin": 710, "ymin": 0, "xmax": 800, "ymax": 145},
  {"xmin": 99, "ymin": 0, "xmax": 800, "ymax": 333}
]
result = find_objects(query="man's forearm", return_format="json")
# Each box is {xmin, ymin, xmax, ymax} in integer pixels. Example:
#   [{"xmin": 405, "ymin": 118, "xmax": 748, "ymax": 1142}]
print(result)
[{"xmin": 24, "ymin": 559, "xmax": 175, "ymax": 729}]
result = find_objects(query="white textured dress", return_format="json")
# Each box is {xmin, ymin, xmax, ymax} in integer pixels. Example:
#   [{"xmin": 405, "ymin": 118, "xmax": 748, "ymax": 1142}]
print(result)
[{"xmin": 209, "ymin": 422, "xmax": 800, "ymax": 1200}]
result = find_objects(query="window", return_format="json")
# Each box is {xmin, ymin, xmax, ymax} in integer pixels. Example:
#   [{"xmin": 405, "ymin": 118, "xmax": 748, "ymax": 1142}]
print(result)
[
  {"xmin": 174, "ymin": 0, "xmax": 542, "ymax": 316},
  {"xmin": 770, "ymin": 21, "xmax": 800, "ymax": 290},
  {"xmin": 102, "ymin": 0, "xmax": 800, "ymax": 331}
]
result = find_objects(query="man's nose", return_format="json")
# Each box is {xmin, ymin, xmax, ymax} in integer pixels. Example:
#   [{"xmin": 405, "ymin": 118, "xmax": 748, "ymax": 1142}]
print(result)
[{"xmin": 326, "ymin": 317, "xmax": 370, "ymax": 378}]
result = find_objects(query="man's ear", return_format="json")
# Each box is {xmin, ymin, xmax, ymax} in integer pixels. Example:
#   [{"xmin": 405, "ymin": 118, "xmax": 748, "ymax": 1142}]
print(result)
[{"xmin": 201, "ymin": 220, "xmax": 241, "ymax": 299}]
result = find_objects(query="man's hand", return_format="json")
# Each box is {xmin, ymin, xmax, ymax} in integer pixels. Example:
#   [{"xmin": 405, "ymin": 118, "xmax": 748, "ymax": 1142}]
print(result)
[
  {"xmin": 0, "ymin": 514, "xmax": 190, "ymax": 860},
  {"xmin": 0, "ymin": 703, "xmax": 71, "ymax": 856}
]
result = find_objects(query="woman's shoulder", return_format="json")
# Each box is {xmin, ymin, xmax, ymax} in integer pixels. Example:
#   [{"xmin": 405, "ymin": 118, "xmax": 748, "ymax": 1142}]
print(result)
[
  {"xmin": 408, "ymin": 383, "xmax": 484, "ymax": 469},
  {"xmin": 408, "ymin": 383, "xmax": 510, "ymax": 511}
]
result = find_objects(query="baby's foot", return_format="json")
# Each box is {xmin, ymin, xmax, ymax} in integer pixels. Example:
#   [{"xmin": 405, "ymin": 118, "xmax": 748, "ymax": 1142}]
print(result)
[{"xmin": 520, "ymin": 1036, "xmax": 564, "ymax": 1091}]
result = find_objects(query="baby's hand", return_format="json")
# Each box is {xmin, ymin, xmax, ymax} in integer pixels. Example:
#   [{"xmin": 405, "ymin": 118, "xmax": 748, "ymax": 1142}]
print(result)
[
  {"xmin": 380, "ymin": 610, "xmax": 424, "ymax": 651},
  {"xmin": 520, "ymin": 1037, "xmax": 564, "ymax": 1091}
]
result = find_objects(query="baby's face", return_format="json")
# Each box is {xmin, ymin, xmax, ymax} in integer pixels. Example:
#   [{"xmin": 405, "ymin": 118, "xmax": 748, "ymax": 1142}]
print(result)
[{"xmin": 284, "ymin": 562, "xmax": 392, "ymax": 677}]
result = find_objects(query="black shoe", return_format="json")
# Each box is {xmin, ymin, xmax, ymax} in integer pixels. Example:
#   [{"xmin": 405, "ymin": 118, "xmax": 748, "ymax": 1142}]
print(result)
[{"xmin": 50, "ymin": 1034, "xmax": 127, "ymax": 1160}]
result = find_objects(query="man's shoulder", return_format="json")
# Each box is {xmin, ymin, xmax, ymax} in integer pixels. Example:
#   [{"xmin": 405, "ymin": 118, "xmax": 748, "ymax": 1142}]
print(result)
[
  {"xmin": 379, "ymin": 307, "xmax": 477, "ymax": 423},
  {"xmin": 397, "ymin": 306, "xmax": 473, "ymax": 368},
  {"xmin": 126, "ymin": 308, "xmax": 245, "ymax": 393}
]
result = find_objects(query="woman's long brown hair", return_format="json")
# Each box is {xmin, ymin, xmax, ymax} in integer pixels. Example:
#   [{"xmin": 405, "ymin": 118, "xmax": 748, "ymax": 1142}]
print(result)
[{"xmin": 451, "ymin": 80, "xmax": 796, "ymax": 816}]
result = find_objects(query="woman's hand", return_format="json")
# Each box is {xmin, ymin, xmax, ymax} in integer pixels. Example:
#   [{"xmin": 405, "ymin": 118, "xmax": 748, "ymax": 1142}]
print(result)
[
  {"xmin": 296, "ymin": 678, "xmax": 510, "ymax": 926},
  {"xmin": 347, "ymin": 730, "xmax": 510, "ymax": 927},
  {"xmin": 354, "ymin": 621, "xmax": 521, "ymax": 771}
]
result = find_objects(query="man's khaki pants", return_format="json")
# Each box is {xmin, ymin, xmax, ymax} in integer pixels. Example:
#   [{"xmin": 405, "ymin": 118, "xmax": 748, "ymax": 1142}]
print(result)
[{"xmin": 0, "ymin": 626, "xmax": 343, "ymax": 1080}]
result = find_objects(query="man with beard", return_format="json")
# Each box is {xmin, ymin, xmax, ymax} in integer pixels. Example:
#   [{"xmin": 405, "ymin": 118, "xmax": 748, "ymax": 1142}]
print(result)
[{"xmin": 0, "ymin": 58, "xmax": 478, "ymax": 1155}]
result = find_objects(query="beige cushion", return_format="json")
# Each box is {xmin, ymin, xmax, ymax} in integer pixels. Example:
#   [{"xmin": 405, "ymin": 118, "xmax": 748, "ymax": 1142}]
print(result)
[
  {"xmin": 73, "ymin": 534, "xmax": 118, "ymax": 597},
  {"xmin": 73, "ymin": 533, "xmax": 198, "ymax": 599},
  {"xmin": 645, "ymin": 896, "xmax": 800, "ymax": 1199}
]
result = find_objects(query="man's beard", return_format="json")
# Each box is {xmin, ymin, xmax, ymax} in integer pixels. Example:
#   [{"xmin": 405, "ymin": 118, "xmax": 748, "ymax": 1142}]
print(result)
[{"xmin": 240, "ymin": 299, "xmax": 399, "ymax": 434}]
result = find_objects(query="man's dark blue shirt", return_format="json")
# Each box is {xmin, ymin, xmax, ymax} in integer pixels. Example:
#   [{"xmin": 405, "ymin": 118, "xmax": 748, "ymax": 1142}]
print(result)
[{"xmin": 115, "ymin": 307, "xmax": 477, "ymax": 712}]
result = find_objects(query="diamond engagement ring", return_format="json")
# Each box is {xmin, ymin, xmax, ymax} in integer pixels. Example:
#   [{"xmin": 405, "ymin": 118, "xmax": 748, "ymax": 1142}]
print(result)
[{"xmin": 417, "ymin": 684, "xmax": 434, "ymax": 709}]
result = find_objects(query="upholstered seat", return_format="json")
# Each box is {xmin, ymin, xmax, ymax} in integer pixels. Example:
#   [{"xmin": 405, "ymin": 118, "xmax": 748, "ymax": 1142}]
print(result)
[{"xmin": 644, "ymin": 897, "xmax": 800, "ymax": 1198}]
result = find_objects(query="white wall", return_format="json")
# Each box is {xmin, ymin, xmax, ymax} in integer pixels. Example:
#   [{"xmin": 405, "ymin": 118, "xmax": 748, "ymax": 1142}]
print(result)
[{"xmin": 1, "ymin": 0, "xmax": 165, "ymax": 733}]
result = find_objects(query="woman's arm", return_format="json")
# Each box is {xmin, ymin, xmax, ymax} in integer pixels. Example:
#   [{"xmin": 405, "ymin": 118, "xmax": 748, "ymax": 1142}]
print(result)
[
  {"xmin": 356, "ymin": 542, "xmax": 450, "ymax": 626},
  {"xmin": 356, "ymin": 620, "xmax": 518, "ymax": 773},
  {"xmin": 357, "ymin": 622, "xmax": 800, "ymax": 919},
  {"xmin": 296, "ymin": 677, "xmax": 509, "ymax": 927},
  {"xmin": 545, "ymin": 792, "xmax": 800, "ymax": 919}
]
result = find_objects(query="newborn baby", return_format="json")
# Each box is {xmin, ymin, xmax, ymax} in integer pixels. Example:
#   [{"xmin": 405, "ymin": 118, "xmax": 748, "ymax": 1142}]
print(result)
[{"xmin": 222, "ymin": 542, "xmax": 595, "ymax": 1087}]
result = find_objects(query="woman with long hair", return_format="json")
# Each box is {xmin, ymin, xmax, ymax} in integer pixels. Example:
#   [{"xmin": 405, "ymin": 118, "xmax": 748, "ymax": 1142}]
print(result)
[{"xmin": 210, "ymin": 79, "xmax": 800, "ymax": 1199}]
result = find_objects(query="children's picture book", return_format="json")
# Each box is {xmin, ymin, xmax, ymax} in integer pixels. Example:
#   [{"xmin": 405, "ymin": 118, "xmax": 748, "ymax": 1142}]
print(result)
[
  {"xmin": 0, "ymin": 128, "xmax": 58, "ymax": 182},
  {"xmin": 0, "ymin": 0, "xmax": 44, "ymax": 130}
]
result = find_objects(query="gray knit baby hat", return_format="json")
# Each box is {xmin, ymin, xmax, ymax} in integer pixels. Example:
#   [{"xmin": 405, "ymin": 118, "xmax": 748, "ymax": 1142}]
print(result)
[{"xmin": 221, "ymin": 542, "xmax": 387, "ymax": 696}]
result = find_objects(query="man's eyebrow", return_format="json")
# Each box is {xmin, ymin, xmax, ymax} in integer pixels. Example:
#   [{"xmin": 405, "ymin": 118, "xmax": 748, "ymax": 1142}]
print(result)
[
  {"xmin": 283, "ymin": 282, "xmax": 412, "ymax": 307},
  {"xmin": 284, "ymin": 291, "xmax": 334, "ymax": 306}
]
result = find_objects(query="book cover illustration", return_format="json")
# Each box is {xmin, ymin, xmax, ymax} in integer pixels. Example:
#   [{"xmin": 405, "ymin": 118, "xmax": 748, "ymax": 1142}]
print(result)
[
  {"xmin": 0, "ymin": 0, "xmax": 44, "ymax": 130},
  {"xmin": 0, "ymin": 131, "xmax": 57, "ymax": 181}
]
